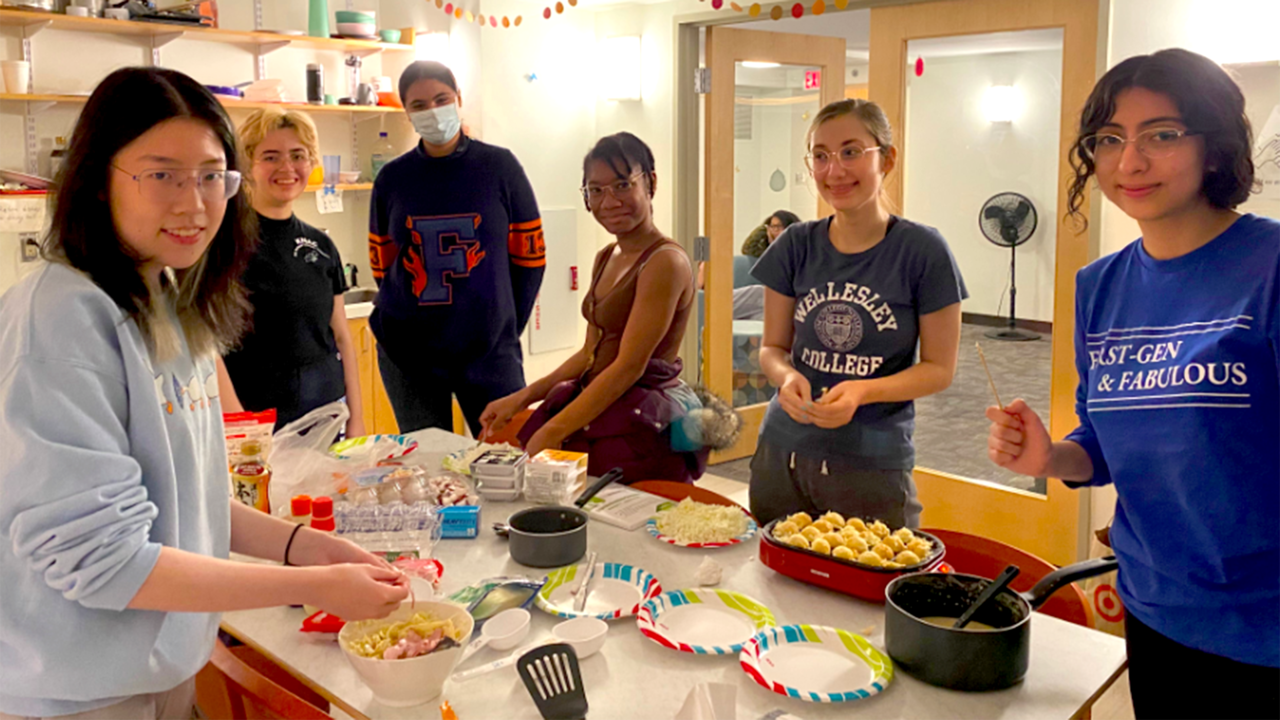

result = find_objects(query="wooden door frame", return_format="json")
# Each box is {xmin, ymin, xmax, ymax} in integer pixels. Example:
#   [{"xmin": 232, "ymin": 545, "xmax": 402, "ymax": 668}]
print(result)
[
  {"xmin": 704, "ymin": 25, "xmax": 847, "ymax": 462},
  {"xmin": 869, "ymin": 0, "xmax": 1100, "ymax": 564}
]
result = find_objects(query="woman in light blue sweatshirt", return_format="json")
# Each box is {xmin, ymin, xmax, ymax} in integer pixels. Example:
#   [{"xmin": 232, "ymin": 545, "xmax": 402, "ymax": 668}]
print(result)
[{"xmin": 0, "ymin": 68, "xmax": 409, "ymax": 719}]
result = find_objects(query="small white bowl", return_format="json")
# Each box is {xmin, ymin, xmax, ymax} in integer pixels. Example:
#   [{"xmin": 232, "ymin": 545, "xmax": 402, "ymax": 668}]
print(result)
[
  {"xmin": 336, "ymin": 22, "xmax": 377, "ymax": 37},
  {"xmin": 552, "ymin": 616, "xmax": 608, "ymax": 658},
  {"xmin": 339, "ymin": 601, "xmax": 474, "ymax": 707},
  {"xmin": 338, "ymin": 170, "xmax": 361, "ymax": 184},
  {"xmin": 483, "ymin": 608, "xmax": 531, "ymax": 651}
]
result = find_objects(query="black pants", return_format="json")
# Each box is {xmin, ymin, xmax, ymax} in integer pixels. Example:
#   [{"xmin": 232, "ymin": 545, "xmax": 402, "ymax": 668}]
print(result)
[
  {"xmin": 1126, "ymin": 612, "xmax": 1279, "ymax": 719},
  {"xmin": 376, "ymin": 345, "xmax": 524, "ymax": 437}
]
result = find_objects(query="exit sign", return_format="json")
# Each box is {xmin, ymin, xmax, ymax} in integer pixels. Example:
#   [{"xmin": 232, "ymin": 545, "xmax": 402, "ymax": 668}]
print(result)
[{"xmin": 804, "ymin": 70, "xmax": 821, "ymax": 90}]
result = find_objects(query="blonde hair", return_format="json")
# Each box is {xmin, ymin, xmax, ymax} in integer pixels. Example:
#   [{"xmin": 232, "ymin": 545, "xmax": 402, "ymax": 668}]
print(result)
[
  {"xmin": 807, "ymin": 99, "xmax": 897, "ymax": 212},
  {"xmin": 237, "ymin": 106, "xmax": 320, "ymax": 171}
]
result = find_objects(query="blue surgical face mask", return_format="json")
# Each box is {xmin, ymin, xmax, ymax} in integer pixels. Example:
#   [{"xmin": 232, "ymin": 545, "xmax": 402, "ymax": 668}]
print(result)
[{"xmin": 410, "ymin": 103, "xmax": 462, "ymax": 146}]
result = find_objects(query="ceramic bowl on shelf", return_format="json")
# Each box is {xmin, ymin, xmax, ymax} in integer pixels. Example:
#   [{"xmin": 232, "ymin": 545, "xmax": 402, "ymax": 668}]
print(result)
[
  {"xmin": 338, "ymin": 170, "xmax": 361, "ymax": 184},
  {"xmin": 335, "ymin": 10, "xmax": 375, "ymax": 24},
  {"xmin": 378, "ymin": 29, "xmax": 401, "ymax": 43},
  {"xmin": 336, "ymin": 22, "xmax": 377, "ymax": 37}
]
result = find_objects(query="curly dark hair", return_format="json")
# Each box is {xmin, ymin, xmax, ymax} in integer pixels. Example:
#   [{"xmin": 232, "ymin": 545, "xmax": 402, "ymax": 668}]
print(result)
[{"xmin": 1067, "ymin": 49, "xmax": 1256, "ymax": 226}]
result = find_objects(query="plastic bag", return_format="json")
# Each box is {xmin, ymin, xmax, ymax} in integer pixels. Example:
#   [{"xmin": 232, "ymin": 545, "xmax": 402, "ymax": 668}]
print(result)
[
  {"xmin": 268, "ymin": 401, "xmax": 351, "ymax": 516},
  {"xmin": 1083, "ymin": 520, "xmax": 1126, "ymax": 637}
]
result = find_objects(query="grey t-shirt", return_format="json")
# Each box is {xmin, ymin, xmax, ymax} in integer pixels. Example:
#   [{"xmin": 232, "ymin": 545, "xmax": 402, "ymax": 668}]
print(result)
[{"xmin": 750, "ymin": 216, "xmax": 967, "ymax": 468}]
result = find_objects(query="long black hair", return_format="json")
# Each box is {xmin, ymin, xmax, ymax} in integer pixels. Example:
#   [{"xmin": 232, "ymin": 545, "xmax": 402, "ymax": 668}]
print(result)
[
  {"xmin": 1067, "ymin": 48, "xmax": 1256, "ymax": 223},
  {"xmin": 581, "ymin": 132, "xmax": 656, "ymax": 210},
  {"xmin": 43, "ymin": 66, "xmax": 254, "ymax": 358},
  {"xmin": 398, "ymin": 61, "xmax": 459, "ymax": 103}
]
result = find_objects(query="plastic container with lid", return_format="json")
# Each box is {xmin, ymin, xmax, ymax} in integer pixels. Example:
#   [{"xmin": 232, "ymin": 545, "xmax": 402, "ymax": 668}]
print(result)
[{"xmin": 291, "ymin": 495, "xmax": 313, "ymax": 526}]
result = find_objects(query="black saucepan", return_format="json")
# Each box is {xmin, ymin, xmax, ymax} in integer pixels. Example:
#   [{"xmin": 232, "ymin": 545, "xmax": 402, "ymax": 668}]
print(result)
[
  {"xmin": 493, "ymin": 468, "xmax": 623, "ymax": 568},
  {"xmin": 884, "ymin": 555, "xmax": 1119, "ymax": 691}
]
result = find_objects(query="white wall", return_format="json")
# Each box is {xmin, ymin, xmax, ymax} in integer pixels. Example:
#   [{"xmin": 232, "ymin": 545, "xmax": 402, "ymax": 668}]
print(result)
[{"xmin": 902, "ymin": 48, "xmax": 1063, "ymax": 323}]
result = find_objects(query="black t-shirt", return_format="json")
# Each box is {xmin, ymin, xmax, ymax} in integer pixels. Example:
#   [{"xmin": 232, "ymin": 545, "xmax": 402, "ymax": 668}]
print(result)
[{"xmin": 224, "ymin": 214, "xmax": 348, "ymax": 424}]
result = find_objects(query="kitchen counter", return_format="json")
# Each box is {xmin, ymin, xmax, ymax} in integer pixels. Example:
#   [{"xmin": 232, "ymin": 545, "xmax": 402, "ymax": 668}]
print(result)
[{"xmin": 222, "ymin": 429, "xmax": 1126, "ymax": 720}]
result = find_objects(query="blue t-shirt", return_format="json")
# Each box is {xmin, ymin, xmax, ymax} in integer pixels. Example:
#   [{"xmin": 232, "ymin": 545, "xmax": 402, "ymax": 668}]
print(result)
[
  {"xmin": 1065, "ymin": 214, "xmax": 1280, "ymax": 667},
  {"xmin": 751, "ymin": 216, "xmax": 967, "ymax": 467}
]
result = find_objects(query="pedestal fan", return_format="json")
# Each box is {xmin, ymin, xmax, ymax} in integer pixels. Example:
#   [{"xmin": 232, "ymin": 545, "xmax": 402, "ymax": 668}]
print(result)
[{"xmin": 980, "ymin": 192, "xmax": 1040, "ymax": 342}]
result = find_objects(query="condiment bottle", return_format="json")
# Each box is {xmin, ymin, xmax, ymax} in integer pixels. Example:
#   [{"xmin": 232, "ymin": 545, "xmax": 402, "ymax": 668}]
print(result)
[
  {"xmin": 230, "ymin": 440, "xmax": 271, "ymax": 513},
  {"xmin": 311, "ymin": 496, "xmax": 335, "ymax": 532},
  {"xmin": 291, "ymin": 494, "xmax": 313, "ymax": 526}
]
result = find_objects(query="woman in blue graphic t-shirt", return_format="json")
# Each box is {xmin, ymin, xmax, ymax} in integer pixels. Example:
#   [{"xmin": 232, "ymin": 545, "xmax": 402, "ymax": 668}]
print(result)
[
  {"xmin": 986, "ymin": 49, "xmax": 1278, "ymax": 719},
  {"xmin": 749, "ymin": 99, "xmax": 967, "ymax": 528}
]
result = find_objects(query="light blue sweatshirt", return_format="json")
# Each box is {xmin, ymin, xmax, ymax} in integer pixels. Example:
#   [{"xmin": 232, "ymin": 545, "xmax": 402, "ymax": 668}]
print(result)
[{"xmin": 0, "ymin": 263, "xmax": 230, "ymax": 716}]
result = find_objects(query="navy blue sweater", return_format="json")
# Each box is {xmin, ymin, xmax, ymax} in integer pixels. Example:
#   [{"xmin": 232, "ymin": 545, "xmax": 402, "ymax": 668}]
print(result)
[{"xmin": 369, "ymin": 136, "xmax": 545, "ymax": 371}]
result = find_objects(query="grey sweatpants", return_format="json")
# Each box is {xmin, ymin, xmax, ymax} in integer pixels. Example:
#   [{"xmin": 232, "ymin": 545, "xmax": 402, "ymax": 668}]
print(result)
[{"xmin": 748, "ymin": 437, "xmax": 922, "ymax": 528}]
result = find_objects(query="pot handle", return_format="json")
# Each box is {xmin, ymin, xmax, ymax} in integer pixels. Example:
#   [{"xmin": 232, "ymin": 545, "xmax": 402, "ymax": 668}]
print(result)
[
  {"xmin": 1024, "ymin": 555, "xmax": 1118, "ymax": 609},
  {"xmin": 492, "ymin": 523, "xmax": 511, "ymax": 539},
  {"xmin": 573, "ymin": 467, "xmax": 624, "ymax": 508}
]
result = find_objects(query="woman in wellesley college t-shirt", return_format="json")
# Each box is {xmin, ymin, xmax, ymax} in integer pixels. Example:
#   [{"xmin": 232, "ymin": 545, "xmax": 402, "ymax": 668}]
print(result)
[{"xmin": 749, "ymin": 98, "xmax": 967, "ymax": 529}]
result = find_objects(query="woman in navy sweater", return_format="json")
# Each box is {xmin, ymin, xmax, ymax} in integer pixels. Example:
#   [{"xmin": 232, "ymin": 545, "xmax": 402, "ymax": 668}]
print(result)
[{"xmin": 986, "ymin": 49, "xmax": 1278, "ymax": 719}]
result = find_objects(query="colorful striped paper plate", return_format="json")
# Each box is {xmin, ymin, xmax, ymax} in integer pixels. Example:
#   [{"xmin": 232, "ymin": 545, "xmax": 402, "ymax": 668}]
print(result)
[
  {"xmin": 645, "ymin": 512, "xmax": 758, "ymax": 548},
  {"xmin": 739, "ymin": 624, "xmax": 894, "ymax": 703},
  {"xmin": 535, "ymin": 561, "xmax": 662, "ymax": 621},
  {"xmin": 329, "ymin": 434, "xmax": 417, "ymax": 461},
  {"xmin": 636, "ymin": 589, "xmax": 776, "ymax": 655}
]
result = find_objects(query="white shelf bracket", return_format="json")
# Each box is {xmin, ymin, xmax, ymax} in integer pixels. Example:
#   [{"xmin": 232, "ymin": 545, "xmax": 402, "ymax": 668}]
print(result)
[
  {"xmin": 26, "ymin": 101, "xmax": 56, "ymax": 114},
  {"xmin": 23, "ymin": 21, "xmax": 52, "ymax": 39},
  {"xmin": 153, "ymin": 32, "xmax": 185, "ymax": 48},
  {"xmin": 254, "ymin": 41, "xmax": 290, "ymax": 81}
]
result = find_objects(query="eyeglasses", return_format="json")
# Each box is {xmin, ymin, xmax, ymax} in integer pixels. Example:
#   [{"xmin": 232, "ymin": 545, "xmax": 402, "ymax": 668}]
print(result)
[
  {"xmin": 256, "ymin": 151, "xmax": 312, "ymax": 168},
  {"xmin": 581, "ymin": 173, "xmax": 644, "ymax": 205},
  {"xmin": 113, "ymin": 166, "xmax": 242, "ymax": 203},
  {"xmin": 1079, "ymin": 128, "xmax": 1197, "ymax": 162},
  {"xmin": 805, "ymin": 145, "xmax": 880, "ymax": 173}
]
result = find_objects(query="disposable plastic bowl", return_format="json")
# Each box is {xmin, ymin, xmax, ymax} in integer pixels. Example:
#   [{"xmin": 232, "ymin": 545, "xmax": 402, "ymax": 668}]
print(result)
[
  {"xmin": 339, "ymin": 602, "xmax": 475, "ymax": 707},
  {"xmin": 552, "ymin": 616, "xmax": 608, "ymax": 658}
]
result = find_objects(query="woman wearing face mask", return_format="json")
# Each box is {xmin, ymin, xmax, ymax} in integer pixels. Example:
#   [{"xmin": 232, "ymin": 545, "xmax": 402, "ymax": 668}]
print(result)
[
  {"xmin": 369, "ymin": 61, "xmax": 545, "ymax": 436},
  {"xmin": 218, "ymin": 108, "xmax": 365, "ymax": 437},
  {"xmin": 0, "ymin": 67, "xmax": 406, "ymax": 720},
  {"xmin": 481, "ymin": 133, "xmax": 713, "ymax": 482},
  {"xmin": 986, "ymin": 49, "xmax": 1278, "ymax": 719},
  {"xmin": 748, "ymin": 99, "xmax": 967, "ymax": 528}
]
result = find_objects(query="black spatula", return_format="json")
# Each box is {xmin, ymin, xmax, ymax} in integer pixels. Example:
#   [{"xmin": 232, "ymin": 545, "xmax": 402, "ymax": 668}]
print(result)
[{"xmin": 517, "ymin": 643, "xmax": 588, "ymax": 720}]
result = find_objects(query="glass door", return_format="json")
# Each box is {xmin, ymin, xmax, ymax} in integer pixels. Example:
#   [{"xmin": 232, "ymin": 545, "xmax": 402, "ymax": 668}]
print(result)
[{"xmin": 702, "ymin": 25, "xmax": 847, "ymax": 461}]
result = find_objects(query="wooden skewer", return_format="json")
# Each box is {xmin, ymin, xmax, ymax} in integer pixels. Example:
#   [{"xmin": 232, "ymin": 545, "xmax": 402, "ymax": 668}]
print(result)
[{"xmin": 975, "ymin": 342, "xmax": 1004, "ymax": 410}]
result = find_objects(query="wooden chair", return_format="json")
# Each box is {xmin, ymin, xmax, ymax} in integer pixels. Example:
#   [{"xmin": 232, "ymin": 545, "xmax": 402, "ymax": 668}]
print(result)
[
  {"xmin": 195, "ymin": 639, "xmax": 333, "ymax": 720},
  {"xmin": 919, "ymin": 527, "xmax": 1095, "ymax": 628}
]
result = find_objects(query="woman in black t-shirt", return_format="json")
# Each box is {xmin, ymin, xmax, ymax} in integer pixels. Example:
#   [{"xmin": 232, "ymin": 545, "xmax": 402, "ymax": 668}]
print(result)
[{"xmin": 218, "ymin": 108, "xmax": 365, "ymax": 435}]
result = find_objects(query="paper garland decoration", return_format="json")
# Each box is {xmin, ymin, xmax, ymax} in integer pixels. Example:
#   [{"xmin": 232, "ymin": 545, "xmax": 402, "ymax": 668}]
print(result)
[{"xmin": 422, "ymin": 0, "xmax": 846, "ymax": 29}]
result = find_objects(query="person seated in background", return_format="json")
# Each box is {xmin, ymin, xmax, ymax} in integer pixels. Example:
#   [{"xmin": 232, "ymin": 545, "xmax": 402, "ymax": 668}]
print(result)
[
  {"xmin": 217, "ymin": 107, "xmax": 365, "ymax": 437},
  {"xmin": 482, "ymin": 133, "xmax": 736, "ymax": 483}
]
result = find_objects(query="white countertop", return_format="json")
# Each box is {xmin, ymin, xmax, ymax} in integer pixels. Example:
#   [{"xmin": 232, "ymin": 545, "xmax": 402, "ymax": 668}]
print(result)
[
  {"xmin": 222, "ymin": 429, "xmax": 1126, "ymax": 720},
  {"xmin": 346, "ymin": 302, "xmax": 373, "ymax": 320}
]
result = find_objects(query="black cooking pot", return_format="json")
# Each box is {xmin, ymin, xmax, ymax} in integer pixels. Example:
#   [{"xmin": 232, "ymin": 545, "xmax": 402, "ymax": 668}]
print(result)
[
  {"xmin": 493, "ymin": 469, "xmax": 622, "ymax": 568},
  {"xmin": 884, "ymin": 555, "xmax": 1118, "ymax": 691}
]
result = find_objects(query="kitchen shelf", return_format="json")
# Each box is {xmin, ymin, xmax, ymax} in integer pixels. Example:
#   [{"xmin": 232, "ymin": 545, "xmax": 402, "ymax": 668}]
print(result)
[
  {"xmin": 305, "ymin": 183, "xmax": 373, "ymax": 192},
  {"xmin": 0, "ymin": 93, "xmax": 403, "ymax": 115},
  {"xmin": 0, "ymin": 8, "xmax": 411, "ymax": 55}
]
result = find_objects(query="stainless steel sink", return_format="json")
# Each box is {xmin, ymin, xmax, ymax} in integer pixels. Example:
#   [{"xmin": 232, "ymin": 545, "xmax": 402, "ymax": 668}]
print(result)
[{"xmin": 344, "ymin": 288, "xmax": 378, "ymax": 305}]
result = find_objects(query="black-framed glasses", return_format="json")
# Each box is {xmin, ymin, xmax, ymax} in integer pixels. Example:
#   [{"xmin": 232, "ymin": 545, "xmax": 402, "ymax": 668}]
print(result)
[
  {"xmin": 1079, "ymin": 128, "xmax": 1198, "ymax": 161},
  {"xmin": 805, "ymin": 145, "xmax": 880, "ymax": 173},
  {"xmin": 581, "ymin": 172, "xmax": 644, "ymax": 204},
  {"xmin": 112, "ymin": 166, "xmax": 242, "ymax": 203}
]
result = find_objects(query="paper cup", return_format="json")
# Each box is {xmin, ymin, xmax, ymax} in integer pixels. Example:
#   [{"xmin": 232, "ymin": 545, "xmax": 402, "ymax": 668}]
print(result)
[{"xmin": 2, "ymin": 61, "xmax": 30, "ymax": 95}]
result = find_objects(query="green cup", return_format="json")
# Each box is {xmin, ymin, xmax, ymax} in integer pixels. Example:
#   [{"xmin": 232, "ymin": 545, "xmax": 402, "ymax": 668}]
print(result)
[{"xmin": 324, "ymin": 94, "xmax": 337, "ymax": 105}]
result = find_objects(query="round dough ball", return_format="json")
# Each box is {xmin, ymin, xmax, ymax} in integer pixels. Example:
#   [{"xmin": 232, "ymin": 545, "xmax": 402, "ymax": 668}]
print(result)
[
  {"xmin": 883, "ymin": 561, "xmax": 904, "ymax": 569},
  {"xmin": 821, "ymin": 532, "xmax": 845, "ymax": 548},
  {"xmin": 870, "ymin": 521, "xmax": 891, "ymax": 539},
  {"xmin": 786, "ymin": 534, "xmax": 811, "ymax": 549},
  {"xmin": 907, "ymin": 539, "xmax": 932, "ymax": 558},
  {"xmin": 773, "ymin": 521, "xmax": 800, "ymax": 539},
  {"xmin": 811, "ymin": 538, "xmax": 832, "ymax": 555},
  {"xmin": 873, "ymin": 543, "xmax": 895, "ymax": 560},
  {"xmin": 847, "ymin": 517, "xmax": 868, "ymax": 531},
  {"xmin": 833, "ymin": 545, "xmax": 856, "ymax": 561},
  {"xmin": 893, "ymin": 527, "xmax": 915, "ymax": 544},
  {"xmin": 810, "ymin": 520, "xmax": 834, "ymax": 534},
  {"xmin": 820, "ymin": 511, "xmax": 846, "ymax": 527},
  {"xmin": 856, "ymin": 551, "xmax": 884, "ymax": 567},
  {"xmin": 848, "ymin": 536, "xmax": 869, "ymax": 554},
  {"xmin": 894, "ymin": 550, "xmax": 922, "ymax": 566},
  {"xmin": 885, "ymin": 535, "xmax": 907, "ymax": 553},
  {"xmin": 788, "ymin": 512, "xmax": 813, "ymax": 527},
  {"xmin": 862, "ymin": 532, "xmax": 881, "ymax": 548},
  {"xmin": 800, "ymin": 526, "xmax": 822, "ymax": 542}
]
